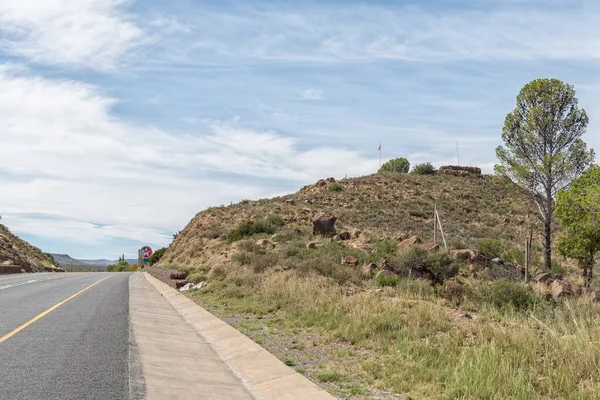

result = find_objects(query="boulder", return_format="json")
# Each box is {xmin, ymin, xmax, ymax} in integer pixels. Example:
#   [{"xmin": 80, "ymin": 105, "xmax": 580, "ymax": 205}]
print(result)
[
  {"xmin": 449, "ymin": 249, "xmax": 479, "ymax": 261},
  {"xmin": 550, "ymin": 280, "xmax": 574, "ymax": 299},
  {"xmin": 353, "ymin": 230, "xmax": 362, "ymax": 239},
  {"xmin": 420, "ymin": 242, "xmax": 440, "ymax": 252},
  {"xmin": 344, "ymin": 256, "xmax": 359, "ymax": 266},
  {"xmin": 362, "ymin": 263, "xmax": 378, "ymax": 277},
  {"xmin": 306, "ymin": 242, "xmax": 318, "ymax": 249},
  {"xmin": 358, "ymin": 232, "xmax": 373, "ymax": 243},
  {"xmin": 285, "ymin": 199, "xmax": 296, "ymax": 205},
  {"xmin": 379, "ymin": 259, "xmax": 394, "ymax": 271},
  {"xmin": 338, "ymin": 232, "xmax": 352, "ymax": 241},
  {"xmin": 398, "ymin": 235, "xmax": 421, "ymax": 248},
  {"xmin": 312, "ymin": 215, "xmax": 337, "ymax": 237},
  {"xmin": 534, "ymin": 272, "xmax": 554, "ymax": 284}
]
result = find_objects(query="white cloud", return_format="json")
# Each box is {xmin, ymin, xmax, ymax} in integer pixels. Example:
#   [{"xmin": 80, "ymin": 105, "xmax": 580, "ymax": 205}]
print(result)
[
  {"xmin": 299, "ymin": 89, "xmax": 323, "ymax": 100},
  {"xmin": 183, "ymin": 3, "xmax": 600, "ymax": 63},
  {"xmin": 0, "ymin": 0, "xmax": 144, "ymax": 69},
  {"xmin": 0, "ymin": 67, "xmax": 378, "ymax": 248}
]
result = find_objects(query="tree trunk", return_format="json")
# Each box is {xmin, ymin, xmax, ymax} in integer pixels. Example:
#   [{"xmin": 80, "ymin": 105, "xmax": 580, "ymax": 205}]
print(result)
[{"xmin": 544, "ymin": 188, "xmax": 553, "ymax": 270}]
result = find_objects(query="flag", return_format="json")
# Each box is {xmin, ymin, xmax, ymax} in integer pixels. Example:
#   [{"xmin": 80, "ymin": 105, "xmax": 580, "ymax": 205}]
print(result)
[{"xmin": 378, "ymin": 143, "xmax": 381, "ymax": 151}]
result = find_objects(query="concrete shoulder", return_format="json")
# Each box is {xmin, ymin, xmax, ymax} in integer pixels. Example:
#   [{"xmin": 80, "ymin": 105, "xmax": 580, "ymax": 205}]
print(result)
[{"xmin": 142, "ymin": 272, "xmax": 337, "ymax": 400}]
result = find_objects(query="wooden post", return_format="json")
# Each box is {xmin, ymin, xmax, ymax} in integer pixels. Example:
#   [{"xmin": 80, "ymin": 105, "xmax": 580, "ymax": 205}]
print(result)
[
  {"xmin": 525, "ymin": 237, "xmax": 529, "ymax": 283},
  {"xmin": 433, "ymin": 205, "xmax": 438, "ymax": 243},
  {"xmin": 436, "ymin": 207, "xmax": 448, "ymax": 253}
]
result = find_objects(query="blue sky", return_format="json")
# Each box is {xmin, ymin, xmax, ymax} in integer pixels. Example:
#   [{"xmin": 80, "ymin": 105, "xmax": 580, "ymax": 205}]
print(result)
[{"xmin": 1, "ymin": 0, "xmax": 599, "ymax": 259}]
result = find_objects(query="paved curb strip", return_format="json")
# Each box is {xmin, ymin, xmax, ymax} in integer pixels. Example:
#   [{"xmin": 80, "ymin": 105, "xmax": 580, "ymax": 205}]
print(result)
[{"xmin": 143, "ymin": 272, "xmax": 336, "ymax": 400}]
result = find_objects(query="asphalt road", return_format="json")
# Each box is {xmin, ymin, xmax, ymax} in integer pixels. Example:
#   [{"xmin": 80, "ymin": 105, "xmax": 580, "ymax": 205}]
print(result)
[{"xmin": 0, "ymin": 272, "xmax": 131, "ymax": 400}]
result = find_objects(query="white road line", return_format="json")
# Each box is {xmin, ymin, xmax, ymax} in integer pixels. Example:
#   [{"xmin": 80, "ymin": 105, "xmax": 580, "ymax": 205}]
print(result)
[{"xmin": 0, "ymin": 276, "xmax": 68, "ymax": 292}]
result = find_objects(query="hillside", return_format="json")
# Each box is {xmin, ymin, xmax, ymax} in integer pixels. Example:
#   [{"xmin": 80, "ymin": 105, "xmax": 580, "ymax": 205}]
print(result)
[
  {"xmin": 155, "ymin": 170, "xmax": 600, "ymax": 399},
  {"xmin": 161, "ymin": 171, "xmax": 543, "ymax": 268},
  {"xmin": 0, "ymin": 224, "xmax": 59, "ymax": 272}
]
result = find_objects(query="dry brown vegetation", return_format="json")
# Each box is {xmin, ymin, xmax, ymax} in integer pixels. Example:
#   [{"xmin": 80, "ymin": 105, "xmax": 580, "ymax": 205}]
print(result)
[{"xmin": 157, "ymin": 172, "xmax": 600, "ymax": 399}]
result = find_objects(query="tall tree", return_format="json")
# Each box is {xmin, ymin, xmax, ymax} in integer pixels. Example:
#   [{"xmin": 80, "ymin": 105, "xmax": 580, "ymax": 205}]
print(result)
[
  {"xmin": 495, "ymin": 78, "xmax": 594, "ymax": 269},
  {"xmin": 555, "ymin": 166, "xmax": 600, "ymax": 286}
]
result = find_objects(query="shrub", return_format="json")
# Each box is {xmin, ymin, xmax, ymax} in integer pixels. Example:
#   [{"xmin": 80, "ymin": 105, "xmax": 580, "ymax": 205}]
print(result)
[
  {"xmin": 477, "ymin": 279, "xmax": 539, "ymax": 311},
  {"xmin": 148, "ymin": 247, "xmax": 166, "ymax": 266},
  {"xmin": 551, "ymin": 258, "xmax": 565, "ymax": 279},
  {"xmin": 188, "ymin": 272, "xmax": 208, "ymax": 284},
  {"xmin": 373, "ymin": 238, "xmax": 398, "ymax": 258},
  {"xmin": 477, "ymin": 238, "xmax": 504, "ymax": 258},
  {"xmin": 329, "ymin": 182, "xmax": 343, "ymax": 192},
  {"xmin": 411, "ymin": 162, "xmax": 436, "ymax": 175},
  {"xmin": 227, "ymin": 219, "xmax": 279, "ymax": 243},
  {"xmin": 267, "ymin": 214, "xmax": 286, "ymax": 228},
  {"xmin": 390, "ymin": 247, "xmax": 459, "ymax": 284},
  {"xmin": 377, "ymin": 274, "xmax": 400, "ymax": 287},
  {"xmin": 378, "ymin": 157, "xmax": 410, "ymax": 174}
]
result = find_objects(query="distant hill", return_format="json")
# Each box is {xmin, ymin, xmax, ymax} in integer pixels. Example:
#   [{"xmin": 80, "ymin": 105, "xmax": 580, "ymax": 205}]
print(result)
[
  {"xmin": 1, "ymin": 225, "xmax": 60, "ymax": 272},
  {"xmin": 51, "ymin": 254, "xmax": 87, "ymax": 266},
  {"xmin": 79, "ymin": 258, "xmax": 138, "ymax": 265}
]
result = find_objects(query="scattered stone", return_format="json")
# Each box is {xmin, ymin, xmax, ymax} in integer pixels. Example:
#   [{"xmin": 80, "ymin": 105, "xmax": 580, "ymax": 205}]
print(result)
[
  {"xmin": 312, "ymin": 215, "xmax": 337, "ymax": 237},
  {"xmin": 192, "ymin": 281, "xmax": 207, "ymax": 290},
  {"xmin": 449, "ymin": 249, "xmax": 479, "ymax": 261},
  {"xmin": 344, "ymin": 256, "xmax": 359, "ymax": 265},
  {"xmin": 338, "ymin": 232, "xmax": 352, "ymax": 241},
  {"xmin": 420, "ymin": 242, "xmax": 440, "ymax": 252},
  {"xmin": 306, "ymin": 242, "xmax": 318, "ymax": 249},
  {"xmin": 285, "ymin": 199, "xmax": 296, "ymax": 205},
  {"xmin": 358, "ymin": 232, "xmax": 373, "ymax": 243},
  {"xmin": 582, "ymin": 288, "xmax": 600, "ymax": 303},
  {"xmin": 353, "ymin": 230, "xmax": 362, "ymax": 239},
  {"xmin": 398, "ymin": 235, "xmax": 421, "ymax": 248}
]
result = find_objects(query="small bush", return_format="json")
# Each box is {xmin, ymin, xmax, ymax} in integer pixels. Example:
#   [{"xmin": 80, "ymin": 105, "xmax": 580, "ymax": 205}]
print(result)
[
  {"xmin": 227, "ymin": 219, "xmax": 279, "ymax": 243},
  {"xmin": 477, "ymin": 279, "xmax": 538, "ymax": 312},
  {"xmin": 551, "ymin": 258, "xmax": 565, "ymax": 279},
  {"xmin": 439, "ymin": 279, "xmax": 472, "ymax": 306},
  {"xmin": 267, "ymin": 214, "xmax": 286, "ymax": 228},
  {"xmin": 377, "ymin": 274, "xmax": 400, "ymax": 287},
  {"xmin": 477, "ymin": 238, "xmax": 504, "ymax": 258},
  {"xmin": 329, "ymin": 182, "xmax": 343, "ymax": 192},
  {"xmin": 188, "ymin": 272, "xmax": 208, "ymax": 284},
  {"xmin": 373, "ymin": 238, "xmax": 398, "ymax": 258},
  {"xmin": 390, "ymin": 247, "xmax": 459, "ymax": 284},
  {"xmin": 411, "ymin": 162, "xmax": 436, "ymax": 175}
]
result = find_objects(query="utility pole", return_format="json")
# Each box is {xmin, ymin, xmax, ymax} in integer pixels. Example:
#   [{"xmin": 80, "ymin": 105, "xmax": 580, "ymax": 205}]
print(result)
[
  {"xmin": 433, "ymin": 205, "xmax": 438, "ymax": 243},
  {"xmin": 456, "ymin": 142, "xmax": 460, "ymax": 166}
]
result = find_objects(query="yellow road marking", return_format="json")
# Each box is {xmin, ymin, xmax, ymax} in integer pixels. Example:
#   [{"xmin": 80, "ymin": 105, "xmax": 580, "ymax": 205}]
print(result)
[{"xmin": 0, "ymin": 275, "xmax": 112, "ymax": 345}]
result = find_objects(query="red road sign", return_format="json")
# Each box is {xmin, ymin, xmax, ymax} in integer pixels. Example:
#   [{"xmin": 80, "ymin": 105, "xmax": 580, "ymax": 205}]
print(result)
[{"xmin": 141, "ymin": 246, "xmax": 153, "ymax": 259}]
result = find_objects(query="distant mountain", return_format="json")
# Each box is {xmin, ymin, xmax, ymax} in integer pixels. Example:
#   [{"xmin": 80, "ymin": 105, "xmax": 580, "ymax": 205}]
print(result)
[
  {"xmin": 79, "ymin": 258, "xmax": 138, "ymax": 266},
  {"xmin": 50, "ymin": 254, "xmax": 87, "ymax": 266},
  {"xmin": 79, "ymin": 259, "xmax": 113, "ymax": 266}
]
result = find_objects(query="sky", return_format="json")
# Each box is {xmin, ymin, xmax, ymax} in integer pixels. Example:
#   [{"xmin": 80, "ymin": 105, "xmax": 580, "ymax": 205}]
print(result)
[{"xmin": 1, "ymin": 0, "xmax": 599, "ymax": 260}]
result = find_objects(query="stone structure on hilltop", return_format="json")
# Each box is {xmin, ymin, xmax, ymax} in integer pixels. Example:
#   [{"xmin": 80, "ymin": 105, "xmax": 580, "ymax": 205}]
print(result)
[{"xmin": 438, "ymin": 165, "xmax": 482, "ymax": 177}]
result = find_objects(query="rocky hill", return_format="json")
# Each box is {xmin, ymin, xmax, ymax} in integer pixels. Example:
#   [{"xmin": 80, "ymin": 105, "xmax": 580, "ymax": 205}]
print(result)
[
  {"xmin": 0, "ymin": 224, "xmax": 59, "ymax": 272},
  {"xmin": 160, "ymin": 170, "xmax": 544, "ymax": 268},
  {"xmin": 51, "ymin": 254, "xmax": 87, "ymax": 266}
]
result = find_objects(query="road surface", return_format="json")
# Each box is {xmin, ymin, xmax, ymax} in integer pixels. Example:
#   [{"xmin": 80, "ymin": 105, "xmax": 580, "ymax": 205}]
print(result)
[{"xmin": 0, "ymin": 273, "xmax": 130, "ymax": 400}]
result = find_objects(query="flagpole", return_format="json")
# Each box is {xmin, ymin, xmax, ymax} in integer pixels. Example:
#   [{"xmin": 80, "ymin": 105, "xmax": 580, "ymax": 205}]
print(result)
[{"xmin": 379, "ymin": 143, "xmax": 382, "ymax": 169}]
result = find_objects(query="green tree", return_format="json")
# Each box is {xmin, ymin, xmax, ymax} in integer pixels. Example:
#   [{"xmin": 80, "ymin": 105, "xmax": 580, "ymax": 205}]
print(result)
[
  {"xmin": 148, "ymin": 247, "xmax": 166, "ymax": 266},
  {"xmin": 379, "ymin": 157, "xmax": 410, "ymax": 174},
  {"xmin": 555, "ymin": 166, "xmax": 600, "ymax": 286},
  {"xmin": 411, "ymin": 162, "xmax": 436, "ymax": 175},
  {"xmin": 495, "ymin": 78, "xmax": 595, "ymax": 270}
]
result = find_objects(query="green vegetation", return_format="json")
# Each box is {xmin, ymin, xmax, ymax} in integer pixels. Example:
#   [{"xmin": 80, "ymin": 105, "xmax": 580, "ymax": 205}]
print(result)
[
  {"xmin": 107, "ymin": 259, "xmax": 139, "ymax": 272},
  {"xmin": 378, "ymin": 157, "xmax": 410, "ymax": 174},
  {"xmin": 227, "ymin": 215, "xmax": 286, "ymax": 243},
  {"xmin": 329, "ymin": 182, "xmax": 343, "ymax": 192},
  {"xmin": 148, "ymin": 247, "xmax": 166, "ymax": 266},
  {"xmin": 411, "ymin": 162, "xmax": 435, "ymax": 175},
  {"xmin": 556, "ymin": 165, "xmax": 600, "ymax": 286},
  {"xmin": 496, "ymin": 78, "xmax": 595, "ymax": 270}
]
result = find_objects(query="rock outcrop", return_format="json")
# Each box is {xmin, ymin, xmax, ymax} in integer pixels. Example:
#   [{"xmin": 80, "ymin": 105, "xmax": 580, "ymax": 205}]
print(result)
[
  {"xmin": 312, "ymin": 215, "xmax": 337, "ymax": 237},
  {"xmin": 0, "ymin": 224, "xmax": 58, "ymax": 273}
]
